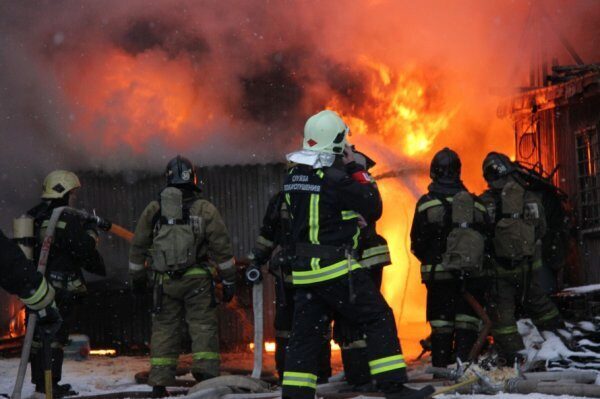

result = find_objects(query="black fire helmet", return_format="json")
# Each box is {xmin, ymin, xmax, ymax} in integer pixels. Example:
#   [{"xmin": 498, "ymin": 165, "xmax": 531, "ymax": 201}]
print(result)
[
  {"xmin": 482, "ymin": 152, "xmax": 514, "ymax": 182},
  {"xmin": 165, "ymin": 155, "xmax": 201, "ymax": 190},
  {"xmin": 430, "ymin": 147, "xmax": 461, "ymax": 184}
]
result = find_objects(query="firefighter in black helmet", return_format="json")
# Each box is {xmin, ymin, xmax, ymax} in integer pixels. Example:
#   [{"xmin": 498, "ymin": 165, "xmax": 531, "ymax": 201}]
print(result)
[
  {"xmin": 480, "ymin": 152, "xmax": 565, "ymax": 363},
  {"xmin": 410, "ymin": 148, "xmax": 489, "ymax": 367},
  {"xmin": 280, "ymin": 110, "xmax": 434, "ymax": 399},
  {"xmin": 26, "ymin": 170, "xmax": 107, "ymax": 397},
  {"xmin": 129, "ymin": 155, "xmax": 236, "ymax": 397}
]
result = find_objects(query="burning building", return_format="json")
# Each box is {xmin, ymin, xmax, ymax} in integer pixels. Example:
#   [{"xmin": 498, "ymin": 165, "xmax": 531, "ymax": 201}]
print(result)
[
  {"xmin": 0, "ymin": 0, "xmax": 599, "ymax": 364},
  {"xmin": 500, "ymin": 64, "xmax": 600, "ymax": 285}
]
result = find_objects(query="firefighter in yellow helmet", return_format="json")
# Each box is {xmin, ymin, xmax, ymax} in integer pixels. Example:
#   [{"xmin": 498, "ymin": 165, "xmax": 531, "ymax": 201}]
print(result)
[
  {"xmin": 26, "ymin": 170, "xmax": 107, "ymax": 397},
  {"xmin": 129, "ymin": 156, "xmax": 236, "ymax": 397}
]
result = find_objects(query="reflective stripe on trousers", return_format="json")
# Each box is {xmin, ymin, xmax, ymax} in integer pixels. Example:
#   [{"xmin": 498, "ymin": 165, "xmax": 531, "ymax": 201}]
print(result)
[
  {"xmin": 281, "ymin": 371, "xmax": 317, "ymax": 389},
  {"xmin": 368, "ymin": 354, "xmax": 406, "ymax": 375}
]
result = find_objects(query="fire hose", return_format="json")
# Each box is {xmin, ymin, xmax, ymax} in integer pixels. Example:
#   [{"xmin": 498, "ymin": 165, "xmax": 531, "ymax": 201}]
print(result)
[
  {"xmin": 251, "ymin": 281, "xmax": 263, "ymax": 379},
  {"xmin": 12, "ymin": 207, "xmax": 134, "ymax": 399},
  {"xmin": 238, "ymin": 259, "xmax": 264, "ymax": 379}
]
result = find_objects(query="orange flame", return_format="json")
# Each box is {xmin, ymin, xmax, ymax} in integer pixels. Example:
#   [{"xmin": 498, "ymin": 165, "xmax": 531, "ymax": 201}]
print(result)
[
  {"xmin": 3, "ymin": 301, "xmax": 26, "ymax": 340},
  {"xmin": 62, "ymin": 49, "xmax": 213, "ymax": 153},
  {"xmin": 326, "ymin": 57, "xmax": 461, "ymax": 359},
  {"xmin": 249, "ymin": 340, "xmax": 340, "ymax": 353}
]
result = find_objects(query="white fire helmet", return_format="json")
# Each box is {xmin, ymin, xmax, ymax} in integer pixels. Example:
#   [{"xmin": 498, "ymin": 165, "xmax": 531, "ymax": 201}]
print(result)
[
  {"xmin": 41, "ymin": 170, "xmax": 81, "ymax": 199},
  {"xmin": 303, "ymin": 110, "xmax": 349, "ymax": 154}
]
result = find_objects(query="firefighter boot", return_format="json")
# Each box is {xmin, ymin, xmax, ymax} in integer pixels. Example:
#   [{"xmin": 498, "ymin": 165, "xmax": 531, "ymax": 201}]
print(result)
[
  {"xmin": 381, "ymin": 382, "xmax": 435, "ymax": 399},
  {"xmin": 454, "ymin": 329, "xmax": 478, "ymax": 363},
  {"xmin": 152, "ymin": 386, "xmax": 169, "ymax": 398},
  {"xmin": 341, "ymin": 346, "xmax": 371, "ymax": 389},
  {"xmin": 430, "ymin": 333, "xmax": 454, "ymax": 367}
]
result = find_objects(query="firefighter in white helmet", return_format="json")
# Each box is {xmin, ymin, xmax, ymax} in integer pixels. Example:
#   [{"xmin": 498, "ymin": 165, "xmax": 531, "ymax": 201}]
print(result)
[
  {"xmin": 281, "ymin": 110, "xmax": 434, "ymax": 399},
  {"xmin": 26, "ymin": 170, "xmax": 107, "ymax": 398}
]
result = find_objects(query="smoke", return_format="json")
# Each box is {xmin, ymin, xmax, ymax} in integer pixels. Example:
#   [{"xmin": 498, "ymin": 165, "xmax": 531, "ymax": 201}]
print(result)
[{"xmin": 0, "ymin": 0, "xmax": 599, "ymax": 227}]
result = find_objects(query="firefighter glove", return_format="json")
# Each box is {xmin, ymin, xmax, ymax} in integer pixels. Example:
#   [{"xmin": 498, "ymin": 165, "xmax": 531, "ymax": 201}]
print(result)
[
  {"xmin": 222, "ymin": 279, "xmax": 236, "ymax": 303},
  {"xmin": 36, "ymin": 302, "xmax": 62, "ymax": 339}
]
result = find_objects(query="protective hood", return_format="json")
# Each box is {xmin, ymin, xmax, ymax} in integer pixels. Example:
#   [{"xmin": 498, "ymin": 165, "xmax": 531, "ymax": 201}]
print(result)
[
  {"xmin": 428, "ymin": 180, "xmax": 467, "ymax": 196},
  {"xmin": 286, "ymin": 150, "xmax": 336, "ymax": 169}
]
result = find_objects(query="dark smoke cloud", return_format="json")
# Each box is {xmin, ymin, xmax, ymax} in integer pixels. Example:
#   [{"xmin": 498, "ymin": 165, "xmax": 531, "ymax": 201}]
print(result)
[{"xmin": 0, "ymin": 0, "xmax": 599, "ymax": 229}]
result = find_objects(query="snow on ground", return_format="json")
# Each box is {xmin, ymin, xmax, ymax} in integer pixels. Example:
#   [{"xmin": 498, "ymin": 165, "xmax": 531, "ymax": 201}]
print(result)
[
  {"xmin": 0, "ymin": 354, "xmax": 596, "ymax": 399},
  {"xmin": 0, "ymin": 355, "xmax": 150, "ymax": 397},
  {"xmin": 1, "ymin": 319, "xmax": 598, "ymax": 399},
  {"xmin": 437, "ymin": 395, "xmax": 591, "ymax": 399}
]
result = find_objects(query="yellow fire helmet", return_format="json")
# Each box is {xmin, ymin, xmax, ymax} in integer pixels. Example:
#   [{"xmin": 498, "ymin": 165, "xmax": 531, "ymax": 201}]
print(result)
[
  {"xmin": 303, "ymin": 110, "xmax": 349, "ymax": 155},
  {"xmin": 41, "ymin": 170, "xmax": 81, "ymax": 199}
]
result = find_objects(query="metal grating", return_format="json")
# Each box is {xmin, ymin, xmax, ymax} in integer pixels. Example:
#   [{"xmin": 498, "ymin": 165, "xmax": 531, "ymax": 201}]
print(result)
[{"xmin": 576, "ymin": 126, "xmax": 600, "ymax": 229}]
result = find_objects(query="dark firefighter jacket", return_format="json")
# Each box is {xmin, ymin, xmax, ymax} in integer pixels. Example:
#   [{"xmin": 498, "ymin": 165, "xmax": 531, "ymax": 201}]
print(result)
[
  {"xmin": 0, "ymin": 229, "xmax": 55, "ymax": 310},
  {"xmin": 410, "ymin": 184, "xmax": 489, "ymax": 281},
  {"xmin": 283, "ymin": 161, "xmax": 382, "ymax": 286},
  {"xmin": 252, "ymin": 191, "xmax": 294, "ymax": 281},
  {"xmin": 28, "ymin": 202, "xmax": 105, "ymax": 292},
  {"xmin": 359, "ymin": 223, "xmax": 391, "ymax": 269}
]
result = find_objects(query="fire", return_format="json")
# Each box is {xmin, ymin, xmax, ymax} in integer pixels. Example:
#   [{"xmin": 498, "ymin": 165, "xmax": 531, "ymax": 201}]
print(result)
[
  {"xmin": 90, "ymin": 349, "xmax": 117, "ymax": 356},
  {"xmin": 328, "ymin": 57, "xmax": 456, "ymax": 158},
  {"xmin": 249, "ymin": 340, "xmax": 341, "ymax": 353},
  {"xmin": 326, "ymin": 57, "xmax": 461, "ymax": 358},
  {"xmin": 60, "ymin": 49, "xmax": 215, "ymax": 153},
  {"xmin": 4, "ymin": 302, "xmax": 26, "ymax": 340}
]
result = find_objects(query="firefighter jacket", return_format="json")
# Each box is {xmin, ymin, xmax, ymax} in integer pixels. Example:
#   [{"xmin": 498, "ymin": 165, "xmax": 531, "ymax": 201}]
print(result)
[
  {"xmin": 359, "ymin": 224, "xmax": 391, "ymax": 269},
  {"xmin": 27, "ymin": 202, "xmax": 105, "ymax": 293},
  {"xmin": 283, "ymin": 161, "xmax": 382, "ymax": 286},
  {"xmin": 0, "ymin": 229, "xmax": 55, "ymax": 311},
  {"xmin": 252, "ymin": 191, "xmax": 294, "ymax": 283},
  {"xmin": 129, "ymin": 188, "xmax": 236, "ymax": 281},
  {"xmin": 410, "ymin": 182, "xmax": 489, "ymax": 281},
  {"xmin": 480, "ymin": 180, "xmax": 547, "ymax": 271}
]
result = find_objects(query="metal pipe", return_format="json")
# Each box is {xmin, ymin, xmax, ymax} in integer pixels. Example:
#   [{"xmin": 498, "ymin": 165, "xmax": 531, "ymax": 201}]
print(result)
[
  {"xmin": 522, "ymin": 371, "xmax": 599, "ymax": 384},
  {"xmin": 507, "ymin": 380, "xmax": 600, "ymax": 397}
]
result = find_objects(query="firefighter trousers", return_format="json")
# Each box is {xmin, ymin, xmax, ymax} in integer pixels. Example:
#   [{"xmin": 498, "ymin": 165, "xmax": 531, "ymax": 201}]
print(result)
[
  {"xmin": 30, "ymin": 289, "xmax": 74, "ymax": 390},
  {"xmin": 334, "ymin": 267, "xmax": 384, "ymax": 386},
  {"xmin": 149, "ymin": 275, "xmax": 218, "ymax": 386},
  {"xmin": 425, "ymin": 278, "xmax": 485, "ymax": 367},
  {"xmin": 274, "ymin": 277, "xmax": 331, "ymax": 383},
  {"xmin": 282, "ymin": 269, "xmax": 407, "ymax": 399},
  {"xmin": 489, "ymin": 266, "xmax": 563, "ymax": 361}
]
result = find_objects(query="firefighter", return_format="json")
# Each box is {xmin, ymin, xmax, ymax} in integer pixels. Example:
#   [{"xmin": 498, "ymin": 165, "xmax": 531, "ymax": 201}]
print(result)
[
  {"xmin": 0, "ymin": 228, "xmax": 61, "ymax": 338},
  {"xmin": 245, "ymin": 190, "xmax": 331, "ymax": 383},
  {"xmin": 410, "ymin": 148, "xmax": 489, "ymax": 367},
  {"xmin": 129, "ymin": 155, "xmax": 236, "ymax": 397},
  {"xmin": 333, "ymin": 148, "xmax": 393, "ymax": 391},
  {"xmin": 480, "ymin": 152, "xmax": 565, "ymax": 364},
  {"xmin": 280, "ymin": 110, "xmax": 434, "ymax": 399},
  {"xmin": 26, "ymin": 170, "xmax": 107, "ymax": 397}
]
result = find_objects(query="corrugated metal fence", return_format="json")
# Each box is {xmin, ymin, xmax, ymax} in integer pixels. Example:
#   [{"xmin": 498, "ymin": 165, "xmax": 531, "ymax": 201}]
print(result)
[{"xmin": 71, "ymin": 163, "xmax": 285, "ymax": 352}]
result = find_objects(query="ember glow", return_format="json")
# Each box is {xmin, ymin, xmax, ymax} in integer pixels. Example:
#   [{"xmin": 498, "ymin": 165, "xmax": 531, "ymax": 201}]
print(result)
[
  {"xmin": 90, "ymin": 349, "xmax": 117, "ymax": 356},
  {"xmin": 2, "ymin": 302, "xmax": 26, "ymax": 340}
]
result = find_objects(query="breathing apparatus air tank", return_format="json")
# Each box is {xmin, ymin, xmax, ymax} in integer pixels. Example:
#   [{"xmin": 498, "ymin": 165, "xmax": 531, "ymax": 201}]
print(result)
[{"xmin": 13, "ymin": 215, "xmax": 35, "ymax": 260}]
